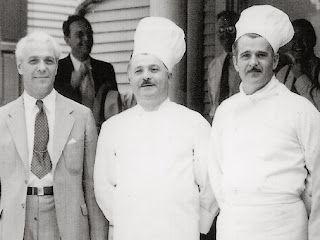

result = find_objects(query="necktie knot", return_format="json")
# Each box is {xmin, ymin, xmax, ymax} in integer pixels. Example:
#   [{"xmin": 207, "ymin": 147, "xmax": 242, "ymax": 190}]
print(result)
[
  {"xmin": 80, "ymin": 61, "xmax": 91, "ymax": 75},
  {"xmin": 36, "ymin": 100, "xmax": 43, "ymax": 110}
]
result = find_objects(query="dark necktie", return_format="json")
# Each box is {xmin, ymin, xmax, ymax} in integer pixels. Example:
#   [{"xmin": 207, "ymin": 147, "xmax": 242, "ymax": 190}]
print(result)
[
  {"xmin": 219, "ymin": 54, "xmax": 231, "ymax": 104},
  {"xmin": 70, "ymin": 61, "xmax": 95, "ymax": 109},
  {"xmin": 31, "ymin": 100, "xmax": 52, "ymax": 179},
  {"xmin": 80, "ymin": 62, "xmax": 95, "ymax": 109}
]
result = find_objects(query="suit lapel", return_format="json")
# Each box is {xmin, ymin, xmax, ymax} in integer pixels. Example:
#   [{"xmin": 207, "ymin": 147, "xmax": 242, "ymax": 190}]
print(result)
[
  {"xmin": 66, "ymin": 54, "xmax": 74, "ymax": 71},
  {"xmin": 52, "ymin": 93, "xmax": 75, "ymax": 168},
  {"xmin": 6, "ymin": 97, "xmax": 29, "ymax": 170}
]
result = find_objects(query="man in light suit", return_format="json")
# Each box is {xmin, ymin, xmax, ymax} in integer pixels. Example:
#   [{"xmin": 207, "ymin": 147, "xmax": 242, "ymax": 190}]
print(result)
[
  {"xmin": 55, "ymin": 15, "xmax": 121, "ymax": 129},
  {"xmin": 0, "ymin": 31, "xmax": 108, "ymax": 239}
]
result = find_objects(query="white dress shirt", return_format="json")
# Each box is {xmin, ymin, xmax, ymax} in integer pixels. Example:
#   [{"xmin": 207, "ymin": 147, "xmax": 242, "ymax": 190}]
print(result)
[
  {"xmin": 94, "ymin": 98, "xmax": 218, "ymax": 240},
  {"xmin": 208, "ymin": 76, "xmax": 320, "ymax": 240},
  {"xmin": 70, "ymin": 53, "xmax": 82, "ymax": 71},
  {"xmin": 24, "ymin": 89, "xmax": 56, "ymax": 187}
]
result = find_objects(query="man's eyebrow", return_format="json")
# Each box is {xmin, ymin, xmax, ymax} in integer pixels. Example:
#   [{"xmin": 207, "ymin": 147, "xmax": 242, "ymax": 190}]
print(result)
[
  {"xmin": 240, "ymin": 51, "xmax": 250, "ymax": 55},
  {"xmin": 256, "ymin": 50, "xmax": 268, "ymax": 55}
]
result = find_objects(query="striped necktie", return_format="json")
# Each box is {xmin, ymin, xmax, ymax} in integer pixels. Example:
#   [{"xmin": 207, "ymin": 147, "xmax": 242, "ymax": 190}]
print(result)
[{"xmin": 30, "ymin": 100, "xmax": 52, "ymax": 179}]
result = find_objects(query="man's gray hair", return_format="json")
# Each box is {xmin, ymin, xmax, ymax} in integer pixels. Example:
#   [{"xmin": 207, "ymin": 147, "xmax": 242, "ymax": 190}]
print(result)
[{"xmin": 15, "ymin": 31, "xmax": 61, "ymax": 63}]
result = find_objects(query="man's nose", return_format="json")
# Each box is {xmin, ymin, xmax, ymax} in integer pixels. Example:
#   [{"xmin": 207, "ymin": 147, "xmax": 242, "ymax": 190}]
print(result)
[
  {"xmin": 249, "ymin": 56, "xmax": 258, "ymax": 67},
  {"xmin": 37, "ymin": 61, "xmax": 47, "ymax": 72},
  {"xmin": 83, "ymin": 33, "xmax": 91, "ymax": 42},
  {"xmin": 142, "ymin": 70, "xmax": 152, "ymax": 80},
  {"xmin": 83, "ymin": 34, "xmax": 89, "ymax": 41}
]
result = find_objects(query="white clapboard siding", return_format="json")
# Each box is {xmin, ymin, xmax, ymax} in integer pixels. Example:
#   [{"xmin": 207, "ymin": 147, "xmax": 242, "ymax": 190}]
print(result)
[
  {"xmin": 87, "ymin": 7, "xmax": 149, "ymax": 22},
  {"xmin": 203, "ymin": 0, "xmax": 216, "ymax": 122},
  {"xmin": 91, "ymin": 0, "xmax": 150, "ymax": 11},
  {"xmin": 27, "ymin": 0, "xmax": 77, "ymax": 58},
  {"xmin": 91, "ymin": 19, "xmax": 142, "ymax": 34},
  {"xmin": 86, "ymin": 0, "xmax": 150, "ymax": 96},
  {"xmin": 92, "ymin": 41, "xmax": 133, "ymax": 54},
  {"xmin": 94, "ymin": 31, "xmax": 135, "ymax": 43}
]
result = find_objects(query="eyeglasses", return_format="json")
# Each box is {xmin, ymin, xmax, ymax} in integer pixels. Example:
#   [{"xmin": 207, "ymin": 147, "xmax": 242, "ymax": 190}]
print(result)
[{"xmin": 218, "ymin": 26, "xmax": 236, "ymax": 34}]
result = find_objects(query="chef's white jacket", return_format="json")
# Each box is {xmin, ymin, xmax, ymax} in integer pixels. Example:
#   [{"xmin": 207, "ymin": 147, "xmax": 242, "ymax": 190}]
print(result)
[
  {"xmin": 95, "ymin": 99, "xmax": 218, "ymax": 240},
  {"xmin": 208, "ymin": 76, "xmax": 320, "ymax": 240}
]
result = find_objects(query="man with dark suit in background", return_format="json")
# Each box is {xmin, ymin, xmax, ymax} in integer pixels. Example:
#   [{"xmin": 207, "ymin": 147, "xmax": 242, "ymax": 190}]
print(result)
[
  {"xmin": 0, "ymin": 31, "xmax": 108, "ymax": 240},
  {"xmin": 55, "ymin": 15, "xmax": 120, "ymax": 129}
]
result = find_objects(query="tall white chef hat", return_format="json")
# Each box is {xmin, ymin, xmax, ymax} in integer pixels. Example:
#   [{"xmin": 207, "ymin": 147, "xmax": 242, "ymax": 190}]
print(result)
[
  {"xmin": 132, "ymin": 16, "xmax": 186, "ymax": 72},
  {"xmin": 235, "ymin": 5, "xmax": 294, "ymax": 53}
]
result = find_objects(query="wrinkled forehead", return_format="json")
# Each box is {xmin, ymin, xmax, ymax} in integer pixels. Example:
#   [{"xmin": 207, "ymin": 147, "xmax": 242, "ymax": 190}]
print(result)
[
  {"xmin": 236, "ymin": 34, "xmax": 273, "ymax": 53},
  {"xmin": 23, "ymin": 40, "xmax": 56, "ymax": 58},
  {"xmin": 129, "ymin": 53, "xmax": 167, "ymax": 69},
  {"xmin": 70, "ymin": 20, "xmax": 92, "ymax": 33}
]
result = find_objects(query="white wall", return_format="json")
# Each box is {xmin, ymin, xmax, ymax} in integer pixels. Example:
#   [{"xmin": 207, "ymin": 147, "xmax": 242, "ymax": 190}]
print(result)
[
  {"xmin": 27, "ymin": 0, "xmax": 78, "ymax": 57},
  {"xmin": 86, "ymin": 0, "xmax": 150, "ymax": 96}
]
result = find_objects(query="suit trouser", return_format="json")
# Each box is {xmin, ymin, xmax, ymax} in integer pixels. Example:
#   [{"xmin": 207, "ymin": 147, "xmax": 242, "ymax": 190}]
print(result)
[{"xmin": 24, "ymin": 195, "xmax": 60, "ymax": 240}]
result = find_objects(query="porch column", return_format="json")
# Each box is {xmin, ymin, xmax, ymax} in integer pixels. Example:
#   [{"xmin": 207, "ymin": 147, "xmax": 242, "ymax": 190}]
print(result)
[{"xmin": 186, "ymin": 0, "xmax": 205, "ymax": 112}]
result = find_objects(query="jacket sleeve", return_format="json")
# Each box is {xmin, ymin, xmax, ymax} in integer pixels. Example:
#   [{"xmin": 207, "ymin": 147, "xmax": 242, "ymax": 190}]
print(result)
[
  {"xmin": 83, "ymin": 109, "xmax": 109, "ymax": 239},
  {"xmin": 296, "ymin": 103, "xmax": 320, "ymax": 240},
  {"xmin": 94, "ymin": 119, "xmax": 117, "ymax": 226},
  {"xmin": 193, "ymin": 116, "xmax": 219, "ymax": 234}
]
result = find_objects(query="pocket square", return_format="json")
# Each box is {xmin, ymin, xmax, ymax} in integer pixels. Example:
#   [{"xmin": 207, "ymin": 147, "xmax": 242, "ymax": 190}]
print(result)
[{"xmin": 67, "ymin": 138, "xmax": 77, "ymax": 145}]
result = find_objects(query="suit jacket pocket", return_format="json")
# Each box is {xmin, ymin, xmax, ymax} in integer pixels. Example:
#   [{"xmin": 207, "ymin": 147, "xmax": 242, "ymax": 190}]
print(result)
[
  {"xmin": 0, "ymin": 143, "xmax": 17, "ymax": 177},
  {"xmin": 63, "ymin": 140, "xmax": 84, "ymax": 175}
]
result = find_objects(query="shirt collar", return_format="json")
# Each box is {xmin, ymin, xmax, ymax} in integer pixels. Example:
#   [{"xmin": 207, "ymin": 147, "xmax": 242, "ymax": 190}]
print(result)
[
  {"xmin": 23, "ymin": 89, "xmax": 56, "ymax": 113},
  {"xmin": 136, "ymin": 97, "xmax": 171, "ymax": 113},
  {"xmin": 239, "ymin": 75, "xmax": 284, "ymax": 101},
  {"xmin": 70, "ymin": 54, "xmax": 91, "ymax": 71}
]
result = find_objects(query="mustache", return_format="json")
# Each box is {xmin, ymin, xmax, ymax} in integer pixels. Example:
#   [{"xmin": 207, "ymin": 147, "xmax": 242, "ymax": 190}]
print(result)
[
  {"xmin": 247, "ymin": 67, "xmax": 261, "ymax": 73},
  {"xmin": 141, "ymin": 79, "xmax": 154, "ymax": 87}
]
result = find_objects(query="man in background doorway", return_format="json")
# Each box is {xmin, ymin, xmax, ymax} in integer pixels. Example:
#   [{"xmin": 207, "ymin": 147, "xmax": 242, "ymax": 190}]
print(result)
[
  {"xmin": 207, "ymin": 10, "xmax": 241, "ymax": 120},
  {"xmin": 277, "ymin": 19, "xmax": 320, "ymax": 111}
]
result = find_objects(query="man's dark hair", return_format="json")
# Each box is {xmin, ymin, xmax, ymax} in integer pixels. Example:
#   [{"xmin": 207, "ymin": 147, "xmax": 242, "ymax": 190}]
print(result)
[
  {"xmin": 232, "ymin": 33, "xmax": 275, "ymax": 57},
  {"xmin": 292, "ymin": 19, "xmax": 317, "ymax": 48},
  {"xmin": 62, "ymin": 15, "xmax": 92, "ymax": 37},
  {"xmin": 217, "ymin": 10, "xmax": 240, "ymax": 23}
]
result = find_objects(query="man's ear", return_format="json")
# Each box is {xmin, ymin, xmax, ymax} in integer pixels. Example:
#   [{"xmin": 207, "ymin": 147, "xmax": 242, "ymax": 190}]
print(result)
[
  {"xmin": 233, "ymin": 55, "xmax": 239, "ymax": 72},
  {"xmin": 64, "ymin": 35, "xmax": 70, "ymax": 46},
  {"xmin": 17, "ymin": 61, "xmax": 23, "ymax": 75},
  {"xmin": 54, "ymin": 64, "xmax": 58, "ymax": 76}
]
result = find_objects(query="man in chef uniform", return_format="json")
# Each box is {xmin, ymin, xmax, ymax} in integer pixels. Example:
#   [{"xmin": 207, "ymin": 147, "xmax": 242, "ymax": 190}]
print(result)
[
  {"xmin": 94, "ymin": 17, "xmax": 218, "ymax": 240},
  {"xmin": 208, "ymin": 5, "xmax": 320, "ymax": 240}
]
